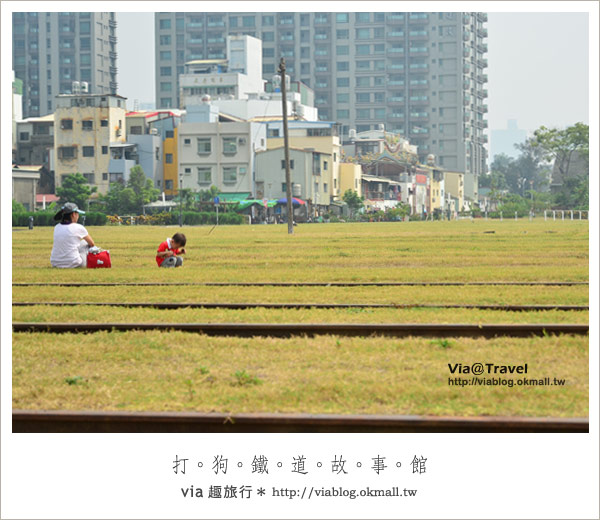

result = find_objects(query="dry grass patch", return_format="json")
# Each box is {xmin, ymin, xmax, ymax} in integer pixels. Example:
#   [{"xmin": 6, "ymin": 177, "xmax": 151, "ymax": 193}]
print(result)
[{"xmin": 12, "ymin": 332, "xmax": 588, "ymax": 417}]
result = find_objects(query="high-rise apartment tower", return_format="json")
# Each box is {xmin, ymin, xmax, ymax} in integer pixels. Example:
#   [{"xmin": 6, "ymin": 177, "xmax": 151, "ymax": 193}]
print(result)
[
  {"xmin": 155, "ymin": 11, "xmax": 488, "ymax": 176},
  {"xmin": 12, "ymin": 12, "xmax": 118, "ymax": 118}
]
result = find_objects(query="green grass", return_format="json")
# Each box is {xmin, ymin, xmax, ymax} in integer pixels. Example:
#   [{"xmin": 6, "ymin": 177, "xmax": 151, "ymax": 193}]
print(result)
[{"xmin": 12, "ymin": 220, "xmax": 589, "ymax": 416}]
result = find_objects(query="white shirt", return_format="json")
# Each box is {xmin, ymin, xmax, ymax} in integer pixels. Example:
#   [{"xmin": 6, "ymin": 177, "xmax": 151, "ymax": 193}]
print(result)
[{"xmin": 50, "ymin": 223, "xmax": 89, "ymax": 268}]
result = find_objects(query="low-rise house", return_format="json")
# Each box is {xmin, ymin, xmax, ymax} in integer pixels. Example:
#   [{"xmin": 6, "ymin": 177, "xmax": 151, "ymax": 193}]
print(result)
[{"xmin": 12, "ymin": 165, "xmax": 41, "ymax": 211}]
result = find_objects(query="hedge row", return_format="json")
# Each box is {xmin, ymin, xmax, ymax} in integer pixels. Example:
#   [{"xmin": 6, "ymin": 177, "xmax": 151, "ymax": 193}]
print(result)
[{"xmin": 12, "ymin": 211, "xmax": 107, "ymax": 227}]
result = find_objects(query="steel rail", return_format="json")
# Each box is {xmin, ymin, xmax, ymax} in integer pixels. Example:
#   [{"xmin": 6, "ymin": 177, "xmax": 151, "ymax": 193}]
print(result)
[
  {"xmin": 12, "ymin": 322, "xmax": 589, "ymax": 338},
  {"xmin": 12, "ymin": 302, "xmax": 589, "ymax": 312},
  {"xmin": 11, "ymin": 281, "xmax": 589, "ymax": 287},
  {"xmin": 12, "ymin": 410, "xmax": 589, "ymax": 433}
]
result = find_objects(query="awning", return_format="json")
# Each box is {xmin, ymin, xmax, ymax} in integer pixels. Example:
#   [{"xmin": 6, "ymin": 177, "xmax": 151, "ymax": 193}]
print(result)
[{"xmin": 218, "ymin": 192, "xmax": 252, "ymax": 203}]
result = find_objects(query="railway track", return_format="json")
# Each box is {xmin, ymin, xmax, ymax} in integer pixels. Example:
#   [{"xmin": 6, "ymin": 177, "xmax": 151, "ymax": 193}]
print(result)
[
  {"xmin": 12, "ymin": 322, "xmax": 589, "ymax": 338},
  {"xmin": 12, "ymin": 301, "xmax": 589, "ymax": 312},
  {"xmin": 12, "ymin": 281, "xmax": 589, "ymax": 287},
  {"xmin": 12, "ymin": 410, "xmax": 589, "ymax": 433}
]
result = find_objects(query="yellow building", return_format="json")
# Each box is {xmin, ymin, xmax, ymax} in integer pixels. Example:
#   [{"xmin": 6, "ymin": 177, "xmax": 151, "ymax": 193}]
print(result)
[
  {"xmin": 266, "ymin": 123, "xmax": 342, "ymax": 202},
  {"xmin": 162, "ymin": 126, "xmax": 178, "ymax": 196},
  {"xmin": 444, "ymin": 171, "xmax": 465, "ymax": 212},
  {"xmin": 339, "ymin": 163, "xmax": 362, "ymax": 197},
  {"xmin": 419, "ymin": 165, "xmax": 445, "ymax": 212},
  {"xmin": 54, "ymin": 94, "xmax": 126, "ymax": 195}
]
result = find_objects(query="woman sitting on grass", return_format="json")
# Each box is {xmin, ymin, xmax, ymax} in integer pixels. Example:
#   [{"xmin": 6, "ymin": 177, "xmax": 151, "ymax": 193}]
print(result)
[{"xmin": 50, "ymin": 203, "xmax": 95, "ymax": 268}]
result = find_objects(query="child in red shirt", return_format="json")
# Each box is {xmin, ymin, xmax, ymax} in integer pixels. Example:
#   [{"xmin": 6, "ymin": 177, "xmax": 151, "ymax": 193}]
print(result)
[{"xmin": 156, "ymin": 232, "xmax": 186, "ymax": 267}]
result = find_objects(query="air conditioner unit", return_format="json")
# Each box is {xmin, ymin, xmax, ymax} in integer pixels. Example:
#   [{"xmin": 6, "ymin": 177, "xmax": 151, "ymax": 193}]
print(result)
[
  {"xmin": 238, "ymin": 137, "xmax": 247, "ymax": 145},
  {"xmin": 149, "ymin": 128, "xmax": 159, "ymax": 135}
]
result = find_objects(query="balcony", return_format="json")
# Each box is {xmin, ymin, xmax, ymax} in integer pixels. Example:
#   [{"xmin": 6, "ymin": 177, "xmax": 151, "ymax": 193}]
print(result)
[
  {"xmin": 410, "ymin": 79, "xmax": 428, "ymax": 88},
  {"xmin": 463, "ymin": 31, "xmax": 470, "ymax": 41},
  {"xmin": 187, "ymin": 22, "xmax": 203, "ymax": 28},
  {"xmin": 408, "ymin": 63, "xmax": 428, "ymax": 71},
  {"xmin": 409, "ymin": 47, "xmax": 428, "ymax": 56},
  {"xmin": 387, "ymin": 97, "xmax": 404, "ymax": 103},
  {"xmin": 463, "ymin": 47, "xmax": 470, "ymax": 58},
  {"xmin": 483, "ymin": 89, "xmax": 488, "ymax": 98},
  {"xmin": 388, "ymin": 63, "xmax": 404, "ymax": 70},
  {"xmin": 463, "ymin": 63, "xmax": 470, "ymax": 74},
  {"xmin": 463, "ymin": 95, "xmax": 471, "ymax": 106},
  {"xmin": 207, "ymin": 37, "xmax": 225, "ymax": 43},
  {"xmin": 389, "ymin": 112, "xmax": 404, "ymax": 119},
  {"xmin": 387, "ymin": 31, "xmax": 404, "ymax": 38},
  {"xmin": 410, "ymin": 112, "xmax": 429, "ymax": 121},
  {"xmin": 478, "ymin": 27, "xmax": 488, "ymax": 38},
  {"xmin": 110, "ymin": 66, "xmax": 118, "ymax": 74},
  {"xmin": 110, "ymin": 81, "xmax": 118, "ymax": 91},
  {"xmin": 479, "ymin": 58, "xmax": 488, "ymax": 68},
  {"xmin": 387, "ymin": 47, "xmax": 404, "ymax": 54},
  {"xmin": 462, "ymin": 14, "xmax": 471, "ymax": 24},
  {"xmin": 188, "ymin": 38, "xmax": 204, "ymax": 45},
  {"xmin": 409, "ymin": 96, "xmax": 429, "ymax": 105},
  {"xmin": 477, "ymin": 13, "xmax": 488, "ymax": 22},
  {"xmin": 109, "ymin": 18, "xmax": 117, "ymax": 28},
  {"xmin": 314, "ymin": 33, "xmax": 329, "ymax": 40},
  {"xmin": 386, "ymin": 14, "xmax": 405, "ymax": 22},
  {"xmin": 409, "ymin": 13, "xmax": 428, "ymax": 20},
  {"xmin": 109, "ymin": 51, "xmax": 117, "ymax": 59},
  {"xmin": 207, "ymin": 21, "xmax": 225, "ymax": 27},
  {"xmin": 109, "ymin": 35, "xmax": 117, "ymax": 44},
  {"xmin": 482, "ymin": 104, "xmax": 488, "ymax": 113},
  {"xmin": 408, "ymin": 30, "xmax": 428, "ymax": 40}
]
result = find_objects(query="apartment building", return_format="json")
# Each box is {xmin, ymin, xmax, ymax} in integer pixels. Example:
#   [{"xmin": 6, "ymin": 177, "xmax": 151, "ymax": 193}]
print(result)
[
  {"xmin": 154, "ymin": 11, "xmax": 488, "ymax": 184},
  {"xmin": 12, "ymin": 12, "xmax": 117, "ymax": 118},
  {"xmin": 54, "ymin": 93, "xmax": 127, "ymax": 194}
]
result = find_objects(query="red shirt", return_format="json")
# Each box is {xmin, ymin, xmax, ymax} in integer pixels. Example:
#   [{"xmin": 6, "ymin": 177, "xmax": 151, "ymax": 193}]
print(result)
[{"xmin": 156, "ymin": 238, "xmax": 180, "ymax": 267}]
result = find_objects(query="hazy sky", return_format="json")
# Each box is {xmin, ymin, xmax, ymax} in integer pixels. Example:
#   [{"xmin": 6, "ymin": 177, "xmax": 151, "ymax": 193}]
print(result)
[{"xmin": 116, "ymin": 11, "xmax": 590, "ymax": 134}]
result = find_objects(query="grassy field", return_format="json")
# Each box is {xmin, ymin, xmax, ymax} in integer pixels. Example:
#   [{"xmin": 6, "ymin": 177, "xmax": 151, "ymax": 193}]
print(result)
[{"xmin": 12, "ymin": 219, "xmax": 589, "ymax": 417}]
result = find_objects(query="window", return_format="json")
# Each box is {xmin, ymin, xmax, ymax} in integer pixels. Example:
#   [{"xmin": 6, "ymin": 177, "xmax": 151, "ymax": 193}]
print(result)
[
  {"xmin": 83, "ymin": 173, "xmax": 95, "ymax": 183},
  {"xmin": 184, "ymin": 168, "xmax": 191, "ymax": 174},
  {"xmin": 374, "ymin": 108, "xmax": 386, "ymax": 119},
  {"xmin": 102, "ymin": 173, "xmax": 108, "ymax": 181},
  {"xmin": 337, "ymin": 61, "xmax": 349, "ymax": 72},
  {"xmin": 242, "ymin": 15, "xmax": 254, "ymax": 27},
  {"xmin": 263, "ymin": 64, "xmax": 275, "ymax": 74},
  {"xmin": 262, "ymin": 47, "xmax": 275, "ymax": 58},
  {"xmin": 160, "ymin": 35, "xmax": 171, "ymax": 45},
  {"xmin": 159, "ymin": 18, "xmax": 171, "ymax": 30},
  {"xmin": 374, "ymin": 92, "xmax": 385, "ymax": 103},
  {"xmin": 160, "ymin": 51, "xmax": 171, "ymax": 61},
  {"xmin": 60, "ymin": 119, "xmax": 73, "ymax": 130},
  {"xmin": 184, "ymin": 138, "xmax": 191, "ymax": 145},
  {"xmin": 337, "ymin": 93, "xmax": 349, "ymax": 103},
  {"xmin": 336, "ymin": 45, "xmax": 349, "ymax": 55},
  {"xmin": 356, "ymin": 60, "xmax": 371, "ymax": 70},
  {"xmin": 356, "ymin": 28, "xmax": 370, "ymax": 39},
  {"xmin": 337, "ymin": 77, "xmax": 349, "ymax": 87},
  {"xmin": 336, "ymin": 13, "xmax": 349, "ymax": 23},
  {"xmin": 79, "ymin": 21, "xmax": 90, "ymax": 33},
  {"xmin": 223, "ymin": 166, "xmax": 237, "ymax": 183},
  {"xmin": 281, "ymin": 182, "xmax": 287, "ymax": 192},
  {"xmin": 166, "ymin": 130, "xmax": 174, "ymax": 138},
  {"xmin": 176, "ymin": 17, "xmax": 184, "ymax": 30},
  {"xmin": 324, "ymin": 161, "xmax": 328, "ymax": 171},
  {"xmin": 222, "ymin": 137, "xmax": 237, "ymax": 155},
  {"xmin": 102, "ymin": 146, "xmax": 108, "ymax": 154},
  {"xmin": 356, "ymin": 108, "xmax": 370, "ymax": 119},
  {"xmin": 160, "ymin": 66, "xmax": 172, "ymax": 76},
  {"xmin": 197, "ymin": 138, "xmax": 211, "ymax": 154},
  {"xmin": 59, "ymin": 146, "xmax": 76, "ymax": 159},
  {"xmin": 165, "ymin": 180, "xmax": 173, "ymax": 190},
  {"xmin": 130, "ymin": 126, "xmax": 143, "ymax": 135},
  {"xmin": 262, "ymin": 31, "xmax": 274, "ymax": 42},
  {"xmin": 356, "ymin": 13, "xmax": 370, "ymax": 23},
  {"xmin": 82, "ymin": 120, "xmax": 93, "ymax": 131},
  {"xmin": 165, "ymin": 153, "xmax": 173, "ymax": 164},
  {"xmin": 336, "ymin": 29, "xmax": 349, "ymax": 39},
  {"xmin": 19, "ymin": 132, "xmax": 30, "ymax": 141},
  {"xmin": 324, "ymin": 183, "xmax": 328, "ymax": 193},
  {"xmin": 356, "ymin": 77, "xmax": 370, "ymax": 87},
  {"xmin": 356, "ymin": 44, "xmax": 370, "ymax": 55},
  {"xmin": 281, "ymin": 159, "xmax": 295, "ymax": 169},
  {"xmin": 262, "ymin": 15, "xmax": 274, "ymax": 25},
  {"xmin": 160, "ymin": 82, "xmax": 172, "ymax": 92},
  {"xmin": 101, "ymin": 119, "xmax": 108, "ymax": 127},
  {"xmin": 374, "ymin": 27, "xmax": 384, "ymax": 39},
  {"xmin": 82, "ymin": 146, "xmax": 94, "ymax": 157},
  {"xmin": 356, "ymin": 92, "xmax": 370, "ymax": 103},
  {"xmin": 197, "ymin": 167, "xmax": 212, "ymax": 183},
  {"xmin": 160, "ymin": 98, "xmax": 172, "ymax": 108}
]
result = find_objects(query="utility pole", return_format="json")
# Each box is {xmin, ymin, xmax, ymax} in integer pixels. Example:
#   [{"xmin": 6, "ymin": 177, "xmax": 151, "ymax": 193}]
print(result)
[
  {"xmin": 179, "ymin": 172, "xmax": 183, "ymax": 227},
  {"xmin": 279, "ymin": 57, "xmax": 294, "ymax": 235}
]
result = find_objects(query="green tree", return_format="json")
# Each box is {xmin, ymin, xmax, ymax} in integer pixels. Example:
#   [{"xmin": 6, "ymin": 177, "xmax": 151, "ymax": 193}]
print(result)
[
  {"xmin": 102, "ymin": 181, "xmax": 138, "ymax": 214},
  {"xmin": 342, "ymin": 189, "xmax": 364, "ymax": 217},
  {"xmin": 127, "ymin": 165, "xmax": 160, "ymax": 213},
  {"xmin": 531, "ymin": 122, "xmax": 589, "ymax": 181},
  {"xmin": 12, "ymin": 199, "xmax": 27, "ymax": 213},
  {"xmin": 198, "ymin": 185, "xmax": 220, "ymax": 202},
  {"xmin": 56, "ymin": 173, "xmax": 96, "ymax": 209}
]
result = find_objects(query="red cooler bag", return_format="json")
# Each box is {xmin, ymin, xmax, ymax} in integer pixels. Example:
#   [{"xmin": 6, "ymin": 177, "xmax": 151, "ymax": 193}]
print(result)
[{"xmin": 87, "ymin": 250, "xmax": 111, "ymax": 268}]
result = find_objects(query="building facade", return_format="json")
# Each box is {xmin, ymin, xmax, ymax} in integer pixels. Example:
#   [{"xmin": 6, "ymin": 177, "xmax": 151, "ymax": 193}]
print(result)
[
  {"xmin": 154, "ymin": 11, "xmax": 488, "ymax": 180},
  {"xmin": 53, "ymin": 93, "xmax": 127, "ymax": 194},
  {"xmin": 12, "ymin": 12, "xmax": 118, "ymax": 118}
]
